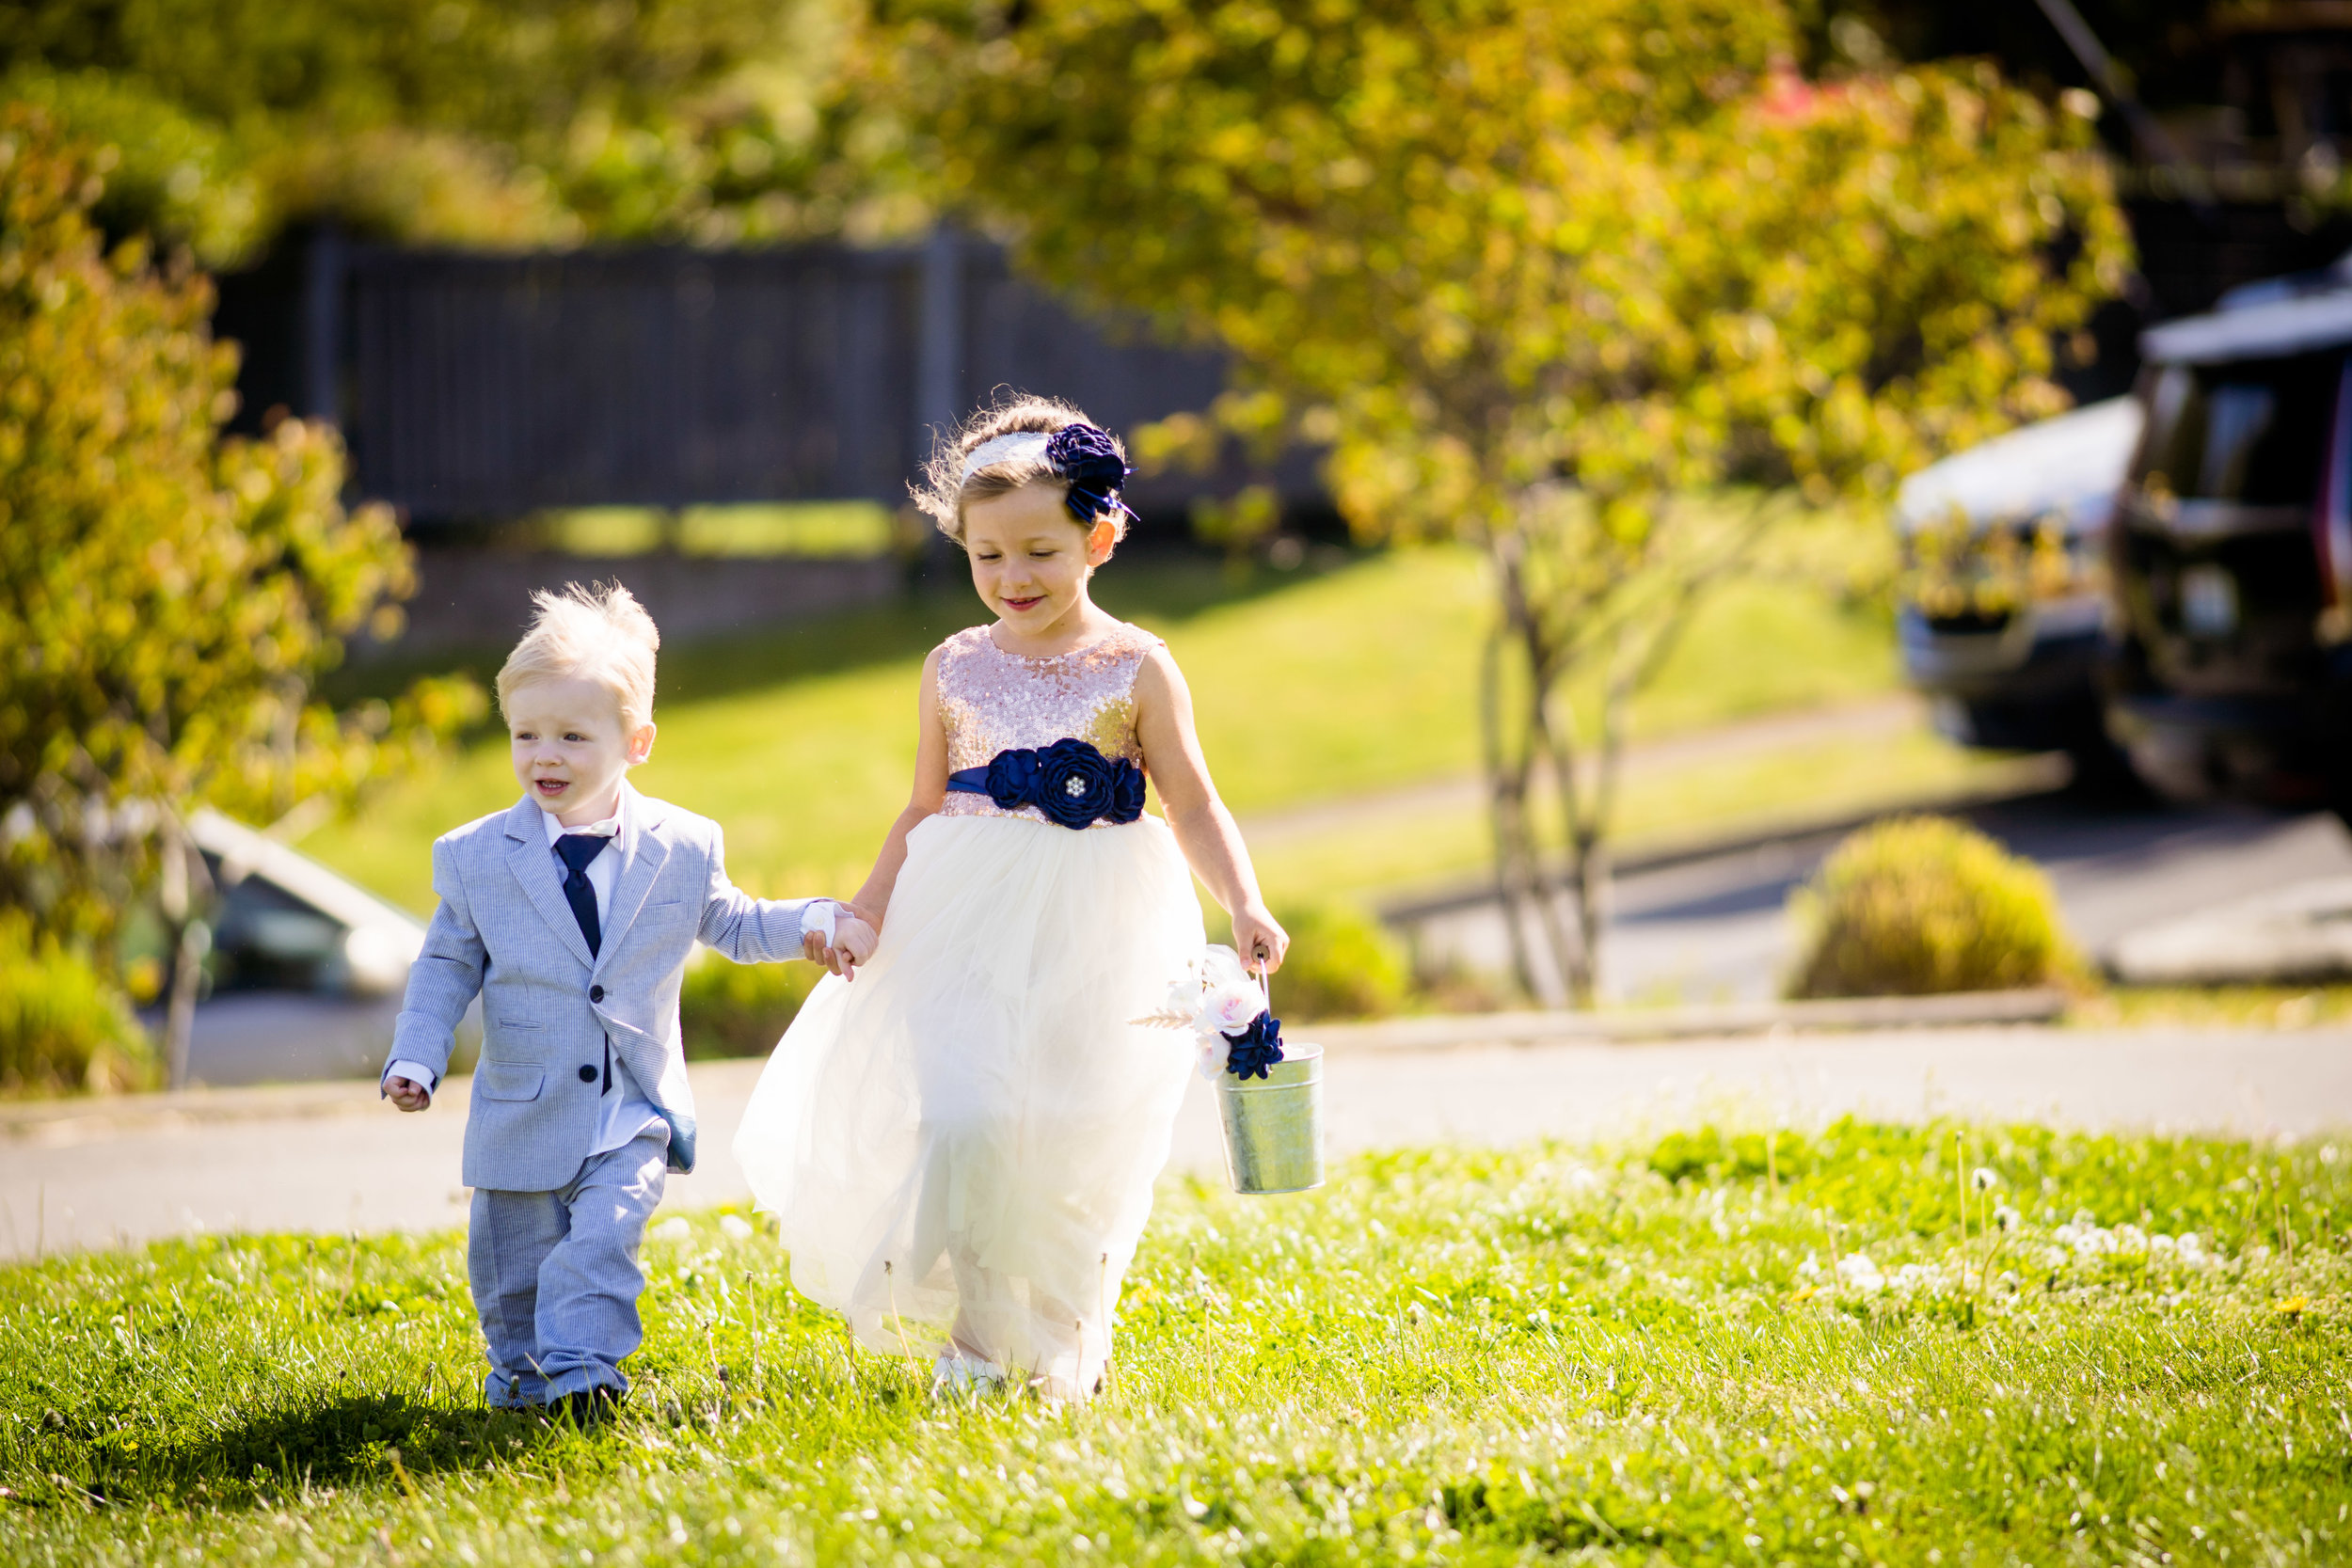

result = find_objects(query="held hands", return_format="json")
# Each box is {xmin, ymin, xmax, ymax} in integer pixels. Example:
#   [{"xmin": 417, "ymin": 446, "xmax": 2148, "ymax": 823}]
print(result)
[
  {"xmin": 801, "ymin": 902, "xmax": 881, "ymax": 979},
  {"xmin": 1232, "ymin": 904, "xmax": 1290, "ymax": 975},
  {"xmin": 384, "ymin": 1076, "xmax": 431, "ymax": 1113}
]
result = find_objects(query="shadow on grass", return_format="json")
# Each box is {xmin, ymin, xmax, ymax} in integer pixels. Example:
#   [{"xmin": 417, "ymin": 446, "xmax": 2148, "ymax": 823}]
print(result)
[
  {"xmin": 320, "ymin": 548, "xmax": 1360, "ymax": 714},
  {"xmin": 27, "ymin": 1392, "xmax": 563, "ymax": 1510}
]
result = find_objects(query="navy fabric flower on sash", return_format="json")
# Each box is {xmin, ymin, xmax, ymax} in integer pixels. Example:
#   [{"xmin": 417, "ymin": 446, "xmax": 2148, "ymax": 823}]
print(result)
[
  {"xmin": 1046, "ymin": 423, "xmax": 1139, "ymax": 527},
  {"xmin": 948, "ymin": 736, "xmax": 1147, "ymax": 830},
  {"xmin": 1221, "ymin": 1011, "xmax": 1284, "ymax": 1081}
]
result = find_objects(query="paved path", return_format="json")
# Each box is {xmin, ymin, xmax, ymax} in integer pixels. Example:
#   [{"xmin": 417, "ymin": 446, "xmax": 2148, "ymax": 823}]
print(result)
[
  {"xmin": 1411, "ymin": 797, "xmax": 2352, "ymax": 1003},
  {"xmin": 6, "ymin": 1023, "xmax": 2346, "ymax": 1259}
]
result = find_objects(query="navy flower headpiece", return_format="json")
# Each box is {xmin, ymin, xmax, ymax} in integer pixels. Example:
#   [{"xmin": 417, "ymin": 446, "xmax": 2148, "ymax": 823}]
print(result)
[{"xmin": 1044, "ymin": 423, "xmax": 1138, "ymax": 528}]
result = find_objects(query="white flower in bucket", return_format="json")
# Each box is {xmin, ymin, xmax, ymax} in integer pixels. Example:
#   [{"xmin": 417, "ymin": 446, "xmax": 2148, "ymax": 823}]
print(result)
[
  {"xmin": 1138, "ymin": 945, "xmax": 1275, "ymax": 1080},
  {"xmin": 1133, "ymin": 944, "xmax": 1323, "ymax": 1194}
]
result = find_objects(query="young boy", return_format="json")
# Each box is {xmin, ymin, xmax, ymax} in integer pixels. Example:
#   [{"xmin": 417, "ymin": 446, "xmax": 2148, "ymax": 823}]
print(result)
[{"xmin": 383, "ymin": 582, "xmax": 873, "ymax": 1421}]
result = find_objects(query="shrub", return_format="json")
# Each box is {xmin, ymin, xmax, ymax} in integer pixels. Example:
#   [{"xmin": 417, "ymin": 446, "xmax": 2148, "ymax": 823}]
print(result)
[
  {"xmin": 679, "ymin": 954, "xmax": 821, "ymax": 1060},
  {"xmin": 1268, "ymin": 900, "xmax": 1410, "ymax": 1022},
  {"xmin": 1785, "ymin": 816, "xmax": 2076, "ymax": 999},
  {"xmin": 0, "ymin": 915, "xmax": 153, "ymax": 1096}
]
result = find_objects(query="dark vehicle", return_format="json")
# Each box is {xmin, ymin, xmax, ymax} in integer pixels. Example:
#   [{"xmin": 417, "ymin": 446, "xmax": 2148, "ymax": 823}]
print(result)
[{"xmin": 2106, "ymin": 290, "xmax": 2352, "ymax": 812}]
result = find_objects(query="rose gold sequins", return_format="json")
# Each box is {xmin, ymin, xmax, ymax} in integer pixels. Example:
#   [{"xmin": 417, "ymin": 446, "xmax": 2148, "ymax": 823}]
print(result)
[{"xmin": 937, "ymin": 624, "xmax": 1159, "ymax": 829}]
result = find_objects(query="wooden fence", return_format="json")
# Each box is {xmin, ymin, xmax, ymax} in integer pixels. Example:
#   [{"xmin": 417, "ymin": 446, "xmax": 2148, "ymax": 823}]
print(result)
[{"xmin": 215, "ymin": 231, "xmax": 1288, "ymax": 524}]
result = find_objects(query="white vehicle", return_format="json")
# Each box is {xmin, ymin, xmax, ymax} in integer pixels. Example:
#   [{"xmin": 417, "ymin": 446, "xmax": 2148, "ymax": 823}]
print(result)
[
  {"xmin": 1895, "ymin": 397, "xmax": 2143, "ymax": 774},
  {"xmin": 160, "ymin": 810, "xmax": 476, "ymax": 1085}
]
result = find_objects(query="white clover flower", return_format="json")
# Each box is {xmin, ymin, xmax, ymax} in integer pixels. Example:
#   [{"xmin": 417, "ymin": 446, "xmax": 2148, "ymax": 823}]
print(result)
[
  {"xmin": 720, "ymin": 1214, "xmax": 755, "ymax": 1242},
  {"xmin": 1796, "ymin": 1253, "xmax": 1822, "ymax": 1279},
  {"xmin": 1836, "ymin": 1253, "xmax": 1885, "ymax": 1292},
  {"xmin": 651, "ymin": 1216, "xmax": 692, "ymax": 1242}
]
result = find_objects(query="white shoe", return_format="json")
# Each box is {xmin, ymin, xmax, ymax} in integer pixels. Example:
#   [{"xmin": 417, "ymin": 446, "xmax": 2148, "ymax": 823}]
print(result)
[{"xmin": 930, "ymin": 1354, "xmax": 1006, "ymax": 1397}]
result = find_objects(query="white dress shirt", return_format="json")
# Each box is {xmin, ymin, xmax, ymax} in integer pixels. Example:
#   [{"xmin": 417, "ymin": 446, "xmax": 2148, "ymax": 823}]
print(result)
[{"xmin": 385, "ymin": 794, "xmax": 664, "ymax": 1158}]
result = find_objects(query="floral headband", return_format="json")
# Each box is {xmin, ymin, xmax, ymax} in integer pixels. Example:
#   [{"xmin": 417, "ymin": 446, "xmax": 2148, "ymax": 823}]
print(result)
[{"xmin": 960, "ymin": 422, "xmax": 1138, "ymax": 526}]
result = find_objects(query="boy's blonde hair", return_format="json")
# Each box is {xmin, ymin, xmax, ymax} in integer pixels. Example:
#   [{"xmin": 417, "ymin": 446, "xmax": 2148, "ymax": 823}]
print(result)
[
  {"xmin": 912, "ymin": 391, "xmax": 1132, "ymax": 545},
  {"xmin": 496, "ymin": 582, "xmax": 661, "ymax": 733}
]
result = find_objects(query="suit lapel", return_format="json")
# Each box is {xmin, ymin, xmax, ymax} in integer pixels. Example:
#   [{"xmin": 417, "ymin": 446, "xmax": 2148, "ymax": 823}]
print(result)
[
  {"xmin": 594, "ymin": 783, "xmax": 670, "ymax": 978},
  {"xmin": 501, "ymin": 795, "xmax": 596, "ymax": 972}
]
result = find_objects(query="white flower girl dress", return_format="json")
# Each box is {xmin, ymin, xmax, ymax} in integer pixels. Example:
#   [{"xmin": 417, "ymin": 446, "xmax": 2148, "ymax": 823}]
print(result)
[{"xmin": 733, "ymin": 622, "xmax": 1203, "ymax": 1398}]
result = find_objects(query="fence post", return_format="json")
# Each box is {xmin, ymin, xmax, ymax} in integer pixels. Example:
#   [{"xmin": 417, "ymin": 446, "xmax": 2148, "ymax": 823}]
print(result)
[
  {"xmin": 302, "ymin": 224, "xmax": 346, "ymax": 428},
  {"xmin": 915, "ymin": 230, "xmax": 964, "ymax": 578}
]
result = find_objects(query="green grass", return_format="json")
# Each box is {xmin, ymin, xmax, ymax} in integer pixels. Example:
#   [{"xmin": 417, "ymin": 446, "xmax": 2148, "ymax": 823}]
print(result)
[
  {"xmin": 2072, "ymin": 985, "xmax": 2352, "ymax": 1031},
  {"xmin": 4, "ymin": 1119, "xmax": 2346, "ymax": 1562},
  {"xmin": 307, "ymin": 544, "xmax": 1906, "ymax": 917}
]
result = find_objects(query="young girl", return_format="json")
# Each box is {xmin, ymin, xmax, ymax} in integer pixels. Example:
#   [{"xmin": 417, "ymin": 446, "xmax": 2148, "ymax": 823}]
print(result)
[{"xmin": 734, "ymin": 396, "xmax": 1287, "ymax": 1400}]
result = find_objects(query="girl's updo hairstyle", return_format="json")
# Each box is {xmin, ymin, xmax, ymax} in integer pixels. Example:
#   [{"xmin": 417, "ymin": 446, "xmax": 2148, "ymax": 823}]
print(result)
[{"xmin": 914, "ymin": 393, "xmax": 1134, "ymax": 546}]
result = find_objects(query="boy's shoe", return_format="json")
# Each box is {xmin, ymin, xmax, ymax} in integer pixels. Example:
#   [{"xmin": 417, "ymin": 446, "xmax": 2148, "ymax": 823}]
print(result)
[
  {"xmin": 551, "ymin": 1388, "xmax": 623, "ymax": 1428},
  {"xmin": 930, "ymin": 1354, "xmax": 1006, "ymax": 1398}
]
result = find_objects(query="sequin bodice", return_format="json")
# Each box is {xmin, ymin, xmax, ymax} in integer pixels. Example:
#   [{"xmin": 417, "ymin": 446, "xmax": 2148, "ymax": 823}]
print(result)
[{"xmin": 937, "ymin": 622, "xmax": 1160, "ymax": 828}]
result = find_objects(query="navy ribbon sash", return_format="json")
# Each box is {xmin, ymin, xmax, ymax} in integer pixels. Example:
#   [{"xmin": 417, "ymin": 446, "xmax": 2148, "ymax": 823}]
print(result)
[{"xmin": 947, "ymin": 737, "xmax": 1147, "ymax": 830}]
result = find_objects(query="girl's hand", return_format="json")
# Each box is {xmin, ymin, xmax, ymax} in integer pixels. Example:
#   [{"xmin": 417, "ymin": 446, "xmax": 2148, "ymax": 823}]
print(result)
[
  {"xmin": 831, "ymin": 914, "xmax": 879, "ymax": 969},
  {"xmin": 802, "ymin": 907, "xmax": 881, "ymax": 978},
  {"xmin": 384, "ymin": 1076, "xmax": 431, "ymax": 1113},
  {"xmin": 1232, "ymin": 905, "xmax": 1290, "ymax": 974}
]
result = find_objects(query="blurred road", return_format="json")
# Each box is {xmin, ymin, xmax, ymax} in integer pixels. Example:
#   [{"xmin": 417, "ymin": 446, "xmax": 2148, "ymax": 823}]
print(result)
[
  {"xmin": 1407, "ymin": 795, "xmax": 2352, "ymax": 1003},
  {"xmin": 6, "ymin": 1022, "xmax": 2346, "ymax": 1259}
]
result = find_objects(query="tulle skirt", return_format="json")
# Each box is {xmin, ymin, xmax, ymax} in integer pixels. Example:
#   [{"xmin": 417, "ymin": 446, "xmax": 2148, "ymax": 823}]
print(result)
[{"xmin": 733, "ymin": 811, "xmax": 1203, "ymax": 1398}]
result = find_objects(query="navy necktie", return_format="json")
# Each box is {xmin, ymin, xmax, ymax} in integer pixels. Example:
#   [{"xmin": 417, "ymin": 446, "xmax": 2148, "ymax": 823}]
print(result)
[{"xmin": 554, "ymin": 832, "xmax": 607, "ymax": 958}]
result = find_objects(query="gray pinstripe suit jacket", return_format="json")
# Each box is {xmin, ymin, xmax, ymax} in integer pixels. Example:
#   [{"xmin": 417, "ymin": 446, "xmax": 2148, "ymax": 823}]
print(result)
[{"xmin": 388, "ymin": 784, "xmax": 817, "ymax": 1190}]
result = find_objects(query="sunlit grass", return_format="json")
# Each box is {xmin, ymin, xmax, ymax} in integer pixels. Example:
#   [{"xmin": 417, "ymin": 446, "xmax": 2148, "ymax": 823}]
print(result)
[
  {"xmin": 524, "ymin": 501, "xmax": 898, "ymax": 559},
  {"xmin": 4, "ymin": 1119, "xmax": 2345, "ymax": 1563},
  {"xmin": 2072, "ymin": 984, "xmax": 2352, "ymax": 1032},
  {"xmin": 308, "ymin": 545, "xmax": 1906, "ymax": 916}
]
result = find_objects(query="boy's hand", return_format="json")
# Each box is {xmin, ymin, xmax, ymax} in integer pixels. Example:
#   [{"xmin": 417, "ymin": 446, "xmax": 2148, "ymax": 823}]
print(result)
[{"xmin": 384, "ymin": 1076, "xmax": 431, "ymax": 1112}]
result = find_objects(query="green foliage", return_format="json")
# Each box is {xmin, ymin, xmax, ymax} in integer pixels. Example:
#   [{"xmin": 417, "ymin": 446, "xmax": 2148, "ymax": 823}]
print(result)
[
  {"xmin": 2, "ymin": 1119, "xmax": 2346, "ymax": 1560},
  {"xmin": 0, "ymin": 0, "xmax": 920, "ymax": 250},
  {"xmin": 0, "ymin": 65, "xmax": 263, "ymax": 264},
  {"xmin": 1269, "ymin": 899, "xmax": 1409, "ymax": 1022},
  {"xmin": 1786, "ymin": 815, "xmax": 2077, "ymax": 998},
  {"xmin": 0, "ymin": 106, "xmax": 481, "ymax": 963},
  {"xmin": 883, "ymin": 0, "xmax": 2127, "ymax": 520},
  {"xmin": 0, "ymin": 912, "xmax": 151, "ymax": 1096},
  {"xmin": 678, "ymin": 954, "xmax": 820, "ymax": 1059}
]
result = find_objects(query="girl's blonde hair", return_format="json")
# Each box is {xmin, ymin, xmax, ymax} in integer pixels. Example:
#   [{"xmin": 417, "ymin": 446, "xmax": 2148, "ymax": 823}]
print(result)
[
  {"xmin": 496, "ymin": 581, "xmax": 661, "ymax": 732},
  {"xmin": 912, "ymin": 392, "xmax": 1133, "ymax": 545}
]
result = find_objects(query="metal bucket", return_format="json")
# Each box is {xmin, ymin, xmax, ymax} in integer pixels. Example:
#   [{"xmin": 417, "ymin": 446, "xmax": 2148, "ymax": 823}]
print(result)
[{"xmin": 1215, "ymin": 1041, "xmax": 1324, "ymax": 1194}]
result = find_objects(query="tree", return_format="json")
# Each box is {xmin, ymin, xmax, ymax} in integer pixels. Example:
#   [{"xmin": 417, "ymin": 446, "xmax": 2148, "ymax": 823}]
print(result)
[
  {"xmin": 0, "ymin": 0, "xmax": 924, "ymax": 261},
  {"xmin": 873, "ymin": 0, "xmax": 2128, "ymax": 1004},
  {"xmin": 0, "ymin": 107, "xmax": 482, "ymax": 1085}
]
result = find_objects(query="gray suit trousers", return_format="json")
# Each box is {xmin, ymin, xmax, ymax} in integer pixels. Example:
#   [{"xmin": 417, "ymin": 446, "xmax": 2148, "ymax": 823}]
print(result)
[{"xmin": 468, "ymin": 1126, "xmax": 669, "ymax": 1407}]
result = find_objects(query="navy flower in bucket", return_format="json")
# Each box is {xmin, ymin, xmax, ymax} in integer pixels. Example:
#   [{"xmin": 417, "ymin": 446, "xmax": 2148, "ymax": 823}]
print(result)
[{"xmin": 1221, "ymin": 1010, "xmax": 1284, "ymax": 1081}]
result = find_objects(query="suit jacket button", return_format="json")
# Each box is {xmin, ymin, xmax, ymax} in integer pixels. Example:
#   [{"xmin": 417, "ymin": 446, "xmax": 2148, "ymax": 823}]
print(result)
[
  {"xmin": 589, "ymin": 984, "xmax": 605, "ymax": 1003},
  {"xmin": 578, "ymin": 1064, "xmax": 597, "ymax": 1083}
]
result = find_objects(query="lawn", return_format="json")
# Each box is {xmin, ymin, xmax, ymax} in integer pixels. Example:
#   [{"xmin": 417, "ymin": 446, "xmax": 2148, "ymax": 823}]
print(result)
[
  {"xmin": 4, "ymin": 1120, "xmax": 2345, "ymax": 1563},
  {"xmin": 306, "ymin": 541, "xmax": 1916, "ymax": 918}
]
